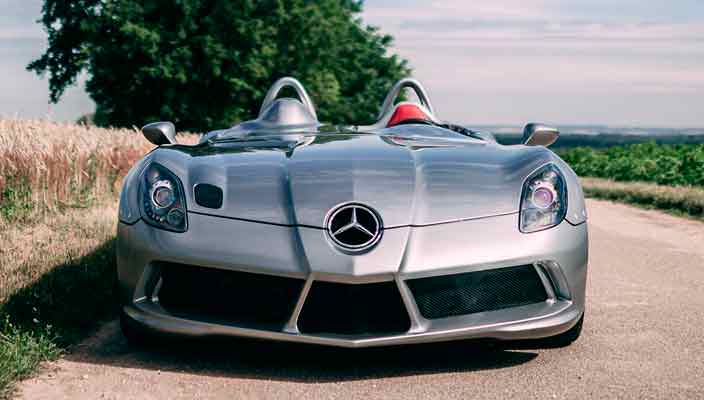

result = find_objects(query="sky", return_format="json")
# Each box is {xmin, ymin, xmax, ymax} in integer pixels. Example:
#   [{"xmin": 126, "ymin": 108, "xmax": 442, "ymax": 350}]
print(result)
[{"xmin": 0, "ymin": 0, "xmax": 703, "ymax": 127}]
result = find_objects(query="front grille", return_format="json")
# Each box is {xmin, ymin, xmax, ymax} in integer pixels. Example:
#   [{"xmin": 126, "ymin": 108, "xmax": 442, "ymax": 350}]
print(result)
[
  {"xmin": 298, "ymin": 281, "xmax": 411, "ymax": 335},
  {"xmin": 156, "ymin": 262, "xmax": 305, "ymax": 328},
  {"xmin": 406, "ymin": 265, "xmax": 548, "ymax": 320}
]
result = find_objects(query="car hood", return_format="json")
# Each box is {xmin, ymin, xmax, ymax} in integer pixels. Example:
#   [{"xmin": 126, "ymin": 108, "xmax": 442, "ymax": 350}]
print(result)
[{"xmin": 151, "ymin": 133, "xmax": 555, "ymax": 228}]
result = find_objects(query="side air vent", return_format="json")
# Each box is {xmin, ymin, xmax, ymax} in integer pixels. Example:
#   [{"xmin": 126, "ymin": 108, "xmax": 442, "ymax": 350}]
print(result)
[{"xmin": 194, "ymin": 183, "xmax": 223, "ymax": 209}]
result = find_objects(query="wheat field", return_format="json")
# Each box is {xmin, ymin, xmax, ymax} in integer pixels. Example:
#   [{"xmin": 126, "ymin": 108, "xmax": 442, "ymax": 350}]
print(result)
[{"xmin": 0, "ymin": 119, "xmax": 198, "ymax": 226}]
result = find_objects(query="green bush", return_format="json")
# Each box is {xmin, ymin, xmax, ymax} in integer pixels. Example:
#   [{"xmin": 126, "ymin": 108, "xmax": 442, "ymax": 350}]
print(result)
[{"xmin": 560, "ymin": 142, "xmax": 704, "ymax": 187}]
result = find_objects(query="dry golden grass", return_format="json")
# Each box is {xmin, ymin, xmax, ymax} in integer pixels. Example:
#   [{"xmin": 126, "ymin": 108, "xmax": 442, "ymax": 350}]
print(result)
[
  {"xmin": 0, "ymin": 202, "xmax": 116, "ymax": 304},
  {"xmin": 0, "ymin": 119, "xmax": 198, "ymax": 227},
  {"xmin": 581, "ymin": 177, "xmax": 704, "ymax": 220}
]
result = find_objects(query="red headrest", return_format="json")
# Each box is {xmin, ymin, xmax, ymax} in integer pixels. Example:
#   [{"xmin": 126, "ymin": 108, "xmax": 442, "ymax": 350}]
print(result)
[{"xmin": 386, "ymin": 104, "xmax": 431, "ymax": 127}]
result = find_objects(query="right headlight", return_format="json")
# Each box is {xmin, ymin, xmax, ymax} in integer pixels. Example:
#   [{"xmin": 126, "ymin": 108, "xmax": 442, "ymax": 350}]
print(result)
[
  {"xmin": 139, "ymin": 163, "xmax": 188, "ymax": 232},
  {"xmin": 519, "ymin": 163, "xmax": 567, "ymax": 233}
]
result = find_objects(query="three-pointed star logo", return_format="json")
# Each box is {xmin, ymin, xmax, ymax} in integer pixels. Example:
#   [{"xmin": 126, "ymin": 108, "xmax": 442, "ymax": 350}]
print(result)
[
  {"xmin": 332, "ymin": 207, "xmax": 375, "ymax": 238},
  {"xmin": 327, "ymin": 204, "xmax": 381, "ymax": 250}
]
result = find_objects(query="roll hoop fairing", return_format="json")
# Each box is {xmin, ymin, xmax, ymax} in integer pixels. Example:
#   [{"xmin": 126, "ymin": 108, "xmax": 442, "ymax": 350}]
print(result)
[{"xmin": 117, "ymin": 77, "xmax": 588, "ymax": 348}]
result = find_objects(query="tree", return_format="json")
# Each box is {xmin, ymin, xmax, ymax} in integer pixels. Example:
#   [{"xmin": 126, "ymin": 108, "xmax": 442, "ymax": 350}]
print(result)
[{"xmin": 29, "ymin": 0, "xmax": 410, "ymax": 131}]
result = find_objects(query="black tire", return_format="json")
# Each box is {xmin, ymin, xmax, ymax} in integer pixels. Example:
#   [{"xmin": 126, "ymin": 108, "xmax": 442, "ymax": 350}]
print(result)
[{"xmin": 120, "ymin": 311, "xmax": 152, "ymax": 347}]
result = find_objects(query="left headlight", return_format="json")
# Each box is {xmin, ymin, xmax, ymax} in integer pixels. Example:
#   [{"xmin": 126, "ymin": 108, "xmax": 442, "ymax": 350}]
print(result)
[
  {"xmin": 519, "ymin": 163, "xmax": 567, "ymax": 233},
  {"xmin": 140, "ymin": 163, "xmax": 188, "ymax": 232}
]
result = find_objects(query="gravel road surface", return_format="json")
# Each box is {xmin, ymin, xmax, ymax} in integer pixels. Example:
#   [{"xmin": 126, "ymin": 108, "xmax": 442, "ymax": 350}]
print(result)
[{"xmin": 18, "ymin": 199, "xmax": 704, "ymax": 399}]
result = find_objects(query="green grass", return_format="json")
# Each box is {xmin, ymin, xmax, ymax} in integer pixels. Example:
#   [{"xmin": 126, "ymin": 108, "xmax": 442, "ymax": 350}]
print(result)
[
  {"xmin": 0, "ymin": 184, "xmax": 34, "ymax": 223},
  {"xmin": 581, "ymin": 178, "xmax": 704, "ymax": 220},
  {"xmin": 0, "ymin": 321, "xmax": 61, "ymax": 398},
  {"xmin": 560, "ymin": 142, "xmax": 704, "ymax": 187}
]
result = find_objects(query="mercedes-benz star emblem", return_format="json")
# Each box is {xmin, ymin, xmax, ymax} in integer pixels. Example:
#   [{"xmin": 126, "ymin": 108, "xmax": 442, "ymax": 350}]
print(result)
[{"xmin": 327, "ymin": 204, "xmax": 382, "ymax": 250}]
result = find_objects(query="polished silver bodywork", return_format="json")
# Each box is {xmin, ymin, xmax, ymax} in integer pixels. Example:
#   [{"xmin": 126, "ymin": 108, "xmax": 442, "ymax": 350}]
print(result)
[{"xmin": 117, "ymin": 77, "xmax": 588, "ymax": 347}]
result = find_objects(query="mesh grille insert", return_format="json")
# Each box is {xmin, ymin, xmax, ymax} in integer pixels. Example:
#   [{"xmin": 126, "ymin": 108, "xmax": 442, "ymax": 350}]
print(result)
[
  {"xmin": 298, "ymin": 281, "xmax": 411, "ymax": 335},
  {"xmin": 156, "ymin": 262, "xmax": 304, "ymax": 328},
  {"xmin": 406, "ymin": 265, "xmax": 548, "ymax": 320}
]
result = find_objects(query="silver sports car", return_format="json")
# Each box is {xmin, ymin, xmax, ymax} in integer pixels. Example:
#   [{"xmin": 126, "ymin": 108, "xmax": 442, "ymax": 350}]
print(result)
[{"xmin": 117, "ymin": 77, "xmax": 588, "ymax": 348}]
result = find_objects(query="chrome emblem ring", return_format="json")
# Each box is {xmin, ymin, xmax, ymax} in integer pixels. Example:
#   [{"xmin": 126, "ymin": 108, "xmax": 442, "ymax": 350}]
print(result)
[{"xmin": 326, "ymin": 203, "xmax": 382, "ymax": 251}]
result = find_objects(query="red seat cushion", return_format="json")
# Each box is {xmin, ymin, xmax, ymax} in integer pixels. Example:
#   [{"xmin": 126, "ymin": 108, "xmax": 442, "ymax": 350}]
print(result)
[{"xmin": 386, "ymin": 104, "xmax": 431, "ymax": 127}]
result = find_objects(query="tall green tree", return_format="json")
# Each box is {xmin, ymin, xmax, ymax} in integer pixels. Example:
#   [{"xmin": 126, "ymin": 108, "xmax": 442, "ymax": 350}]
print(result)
[{"xmin": 29, "ymin": 0, "xmax": 409, "ymax": 130}]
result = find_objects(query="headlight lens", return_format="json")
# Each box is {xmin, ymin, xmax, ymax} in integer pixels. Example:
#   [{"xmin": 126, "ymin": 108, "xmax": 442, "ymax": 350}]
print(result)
[
  {"xmin": 151, "ymin": 181, "xmax": 177, "ymax": 208},
  {"xmin": 140, "ymin": 163, "xmax": 188, "ymax": 232},
  {"xmin": 520, "ymin": 164, "xmax": 567, "ymax": 233}
]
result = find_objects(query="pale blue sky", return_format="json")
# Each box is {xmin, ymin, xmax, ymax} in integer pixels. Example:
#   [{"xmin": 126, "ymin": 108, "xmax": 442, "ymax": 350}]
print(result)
[{"xmin": 1, "ymin": 0, "xmax": 703, "ymax": 126}]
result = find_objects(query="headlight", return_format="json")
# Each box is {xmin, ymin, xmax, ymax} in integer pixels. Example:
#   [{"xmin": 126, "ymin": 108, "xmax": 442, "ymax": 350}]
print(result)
[
  {"xmin": 140, "ymin": 163, "xmax": 188, "ymax": 232},
  {"xmin": 520, "ymin": 164, "xmax": 567, "ymax": 233},
  {"xmin": 151, "ymin": 180, "xmax": 177, "ymax": 208}
]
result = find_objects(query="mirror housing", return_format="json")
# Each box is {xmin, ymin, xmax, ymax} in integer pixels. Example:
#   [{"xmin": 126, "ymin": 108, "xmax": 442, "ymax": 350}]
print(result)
[
  {"xmin": 142, "ymin": 122, "xmax": 176, "ymax": 145},
  {"xmin": 522, "ymin": 123, "xmax": 559, "ymax": 147}
]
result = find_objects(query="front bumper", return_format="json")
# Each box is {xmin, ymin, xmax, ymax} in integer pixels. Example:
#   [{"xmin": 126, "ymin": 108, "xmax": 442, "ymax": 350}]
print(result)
[{"xmin": 118, "ymin": 211, "xmax": 588, "ymax": 348}]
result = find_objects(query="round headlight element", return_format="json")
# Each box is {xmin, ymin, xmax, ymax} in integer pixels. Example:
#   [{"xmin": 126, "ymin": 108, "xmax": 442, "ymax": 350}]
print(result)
[
  {"xmin": 531, "ymin": 185, "xmax": 556, "ymax": 209},
  {"xmin": 151, "ymin": 181, "xmax": 176, "ymax": 209},
  {"xmin": 166, "ymin": 209, "xmax": 185, "ymax": 226}
]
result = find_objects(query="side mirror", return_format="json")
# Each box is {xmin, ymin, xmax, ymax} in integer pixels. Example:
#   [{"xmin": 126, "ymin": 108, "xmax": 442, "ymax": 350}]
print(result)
[
  {"xmin": 522, "ymin": 123, "xmax": 559, "ymax": 147},
  {"xmin": 142, "ymin": 122, "xmax": 177, "ymax": 145}
]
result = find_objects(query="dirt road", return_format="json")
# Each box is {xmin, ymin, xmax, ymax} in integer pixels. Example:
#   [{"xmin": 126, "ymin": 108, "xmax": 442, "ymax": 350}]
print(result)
[{"xmin": 18, "ymin": 199, "xmax": 704, "ymax": 399}]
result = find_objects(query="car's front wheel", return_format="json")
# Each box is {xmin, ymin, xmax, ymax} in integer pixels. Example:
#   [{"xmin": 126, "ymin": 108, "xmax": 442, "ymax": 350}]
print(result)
[{"xmin": 120, "ymin": 311, "xmax": 152, "ymax": 347}]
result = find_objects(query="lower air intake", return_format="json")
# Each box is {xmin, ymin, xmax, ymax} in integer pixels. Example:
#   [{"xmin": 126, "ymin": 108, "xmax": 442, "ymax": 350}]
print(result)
[
  {"xmin": 406, "ymin": 265, "xmax": 548, "ymax": 320},
  {"xmin": 298, "ymin": 281, "xmax": 411, "ymax": 335},
  {"xmin": 156, "ymin": 262, "xmax": 305, "ymax": 328}
]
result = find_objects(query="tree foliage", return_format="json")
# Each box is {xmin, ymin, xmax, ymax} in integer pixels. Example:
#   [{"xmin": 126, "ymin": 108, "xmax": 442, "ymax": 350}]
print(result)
[{"xmin": 29, "ymin": 0, "xmax": 410, "ymax": 130}]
